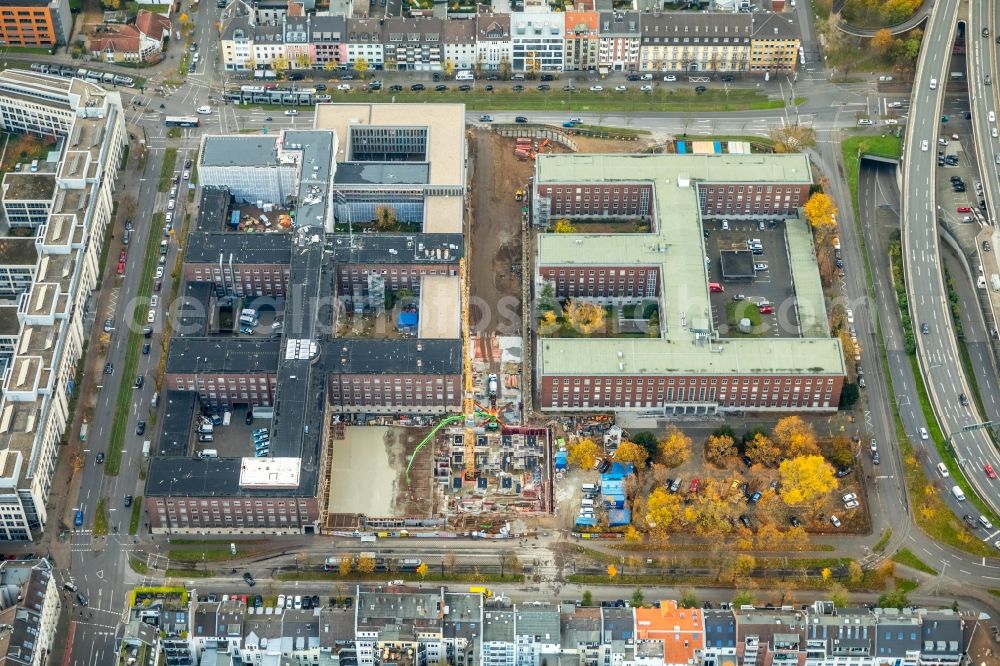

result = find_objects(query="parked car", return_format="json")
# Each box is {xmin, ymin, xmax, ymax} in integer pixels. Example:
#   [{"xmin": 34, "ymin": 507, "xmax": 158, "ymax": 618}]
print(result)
[
  {"xmin": 243, "ymin": 572, "xmax": 256, "ymax": 587},
  {"xmin": 135, "ymin": 421, "xmax": 145, "ymax": 436}
]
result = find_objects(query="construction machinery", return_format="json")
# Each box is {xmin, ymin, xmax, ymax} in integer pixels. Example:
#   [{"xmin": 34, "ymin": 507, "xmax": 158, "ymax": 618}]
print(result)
[
  {"xmin": 514, "ymin": 189, "xmax": 524, "ymax": 201},
  {"xmin": 461, "ymin": 257, "xmax": 477, "ymax": 480}
]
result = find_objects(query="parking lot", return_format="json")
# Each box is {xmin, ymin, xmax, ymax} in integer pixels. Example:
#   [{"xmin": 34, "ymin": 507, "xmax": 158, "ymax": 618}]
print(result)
[
  {"xmin": 936, "ymin": 134, "xmax": 989, "ymax": 227},
  {"xmin": 703, "ymin": 219, "xmax": 799, "ymax": 338},
  {"xmin": 191, "ymin": 411, "xmax": 266, "ymax": 459}
]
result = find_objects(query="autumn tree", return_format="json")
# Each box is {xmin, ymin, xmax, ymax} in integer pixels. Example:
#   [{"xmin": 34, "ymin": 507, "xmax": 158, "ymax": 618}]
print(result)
[
  {"xmin": 416, "ymin": 562, "xmax": 429, "ymax": 579},
  {"xmin": 644, "ymin": 487, "xmax": 683, "ymax": 541},
  {"xmin": 538, "ymin": 309, "xmax": 559, "ymax": 335},
  {"xmin": 651, "ymin": 463, "xmax": 670, "ymax": 486},
  {"xmin": 374, "ymin": 205, "xmax": 400, "ymax": 232},
  {"xmin": 553, "ymin": 219, "xmax": 577, "ymax": 233},
  {"xmin": 804, "ymin": 192, "xmax": 838, "ymax": 239},
  {"xmin": 614, "ymin": 441, "xmax": 649, "ymax": 468},
  {"xmin": 658, "ymin": 426, "xmax": 692, "ymax": 468},
  {"xmin": 825, "ymin": 435, "xmax": 856, "ymax": 469},
  {"xmin": 568, "ymin": 437, "xmax": 602, "ymax": 470},
  {"xmin": 353, "ymin": 57, "xmax": 369, "ymax": 78},
  {"xmin": 745, "ymin": 432, "xmax": 782, "ymax": 467},
  {"xmin": 339, "ymin": 557, "xmax": 353, "ymax": 576},
  {"xmin": 734, "ymin": 554, "xmax": 756, "ymax": 577},
  {"xmin": 271, "ymin": 55, "xmax": 290, "ymax": 72},
  {"xmin": 624, "ymin": 525, "xmax": 643, "ymax": 543},
  {"xmin": 324, "ymin": 60, "xmax": 339, "ymax": 72},
  {"xmin": 769, "ymin": 124, "xmax": 816, "ymax": 153},
  {"xmin": 680, "ymin": 589, "xmax": 698, "ymax": 608},
  {"xmin": 772, "ymin": 416, "xmax": 819, "ymax": 458},
  {"xmin": 830, "ymin": 583, "xmax": 850, "ymax": 609},
  {"xmin": 779, "ymin": 455, "xmax": 838, "ymax": 505},
  {"xmin": 705, "ymin": 434, "xmax": 737, "ymax": 466},
  {"xmin": 870, "ymin": 28, "xmax": 895, "ymax": 55},
  {"xmin": 848, "ymin": 560, "xmax": 864, "ymax": 584},
  {"xmin": 607, "ymin": 564, "xmax": 618, "ymax": 579},
  {"xmin": 563, "ymin": 299, "xmax": 607, "ymax": 335},
  {"xmin": 356, "ymin": 554, "xmax": 376, "ymax": 574}
]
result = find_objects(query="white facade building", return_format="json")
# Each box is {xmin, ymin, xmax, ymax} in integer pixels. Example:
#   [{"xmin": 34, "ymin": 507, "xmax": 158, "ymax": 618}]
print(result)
[
  {"xmin": 510, "ymin": 10, "xmax": 564, "ymax": 72},
  {"xmin": 0, "ymin": 70, "xmax": 126, "ymax": 540}
]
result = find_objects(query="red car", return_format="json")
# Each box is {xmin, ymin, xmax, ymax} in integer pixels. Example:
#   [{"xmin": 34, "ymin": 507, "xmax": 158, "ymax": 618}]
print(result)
[
  {"xmin": 759, "ymin": 304, "xmax": 774, "ymax": 314},
  {"xmin": 689, "ymin": 478, "xmax": 700, "ymax": 494},
  {"xmin": 986, "ymin": 463, "xmax": 997, "ymax": 479},
  {"xmin": 957, "ymin": 206, "xmax": 972, "ymax": 213}
]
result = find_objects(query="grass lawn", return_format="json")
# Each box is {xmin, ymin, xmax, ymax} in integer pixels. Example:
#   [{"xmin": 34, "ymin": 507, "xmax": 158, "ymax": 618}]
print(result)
[
  {"xmin": 158, "ymin": 148, "xmax": 177, "ymax": 192},
  {"xmin": 891, "ymin": 548, "xmax": 938, "ymax": 575},
  {"xmin": 128, "ymin": 496, "xmax": 143, "ymax": 535},
  {"xmin": 129, "ymin": 558, "xmax": 148, "ymax": 574},
  {"xmin": 872, "ymin": 527, "xmax": 892, "ymax": 553},
  {"xmin": 93, "ymin": 498, "xmax": 109, "ymax": 537},
  {"xmin": 166, "ymin": 568, "xmax": 213, "ymax": 578},
  {"xmin": 104, "ymin": 213, "xmax": 165, "ymax": 476},
  {"xmin": 167, "ymin": 539, "xmax": 269, "ymax": 562},
  {"xmin": 247, "ymin": 87, "xmax": 787, "ymax": 114},
  {"xmin": 726, "ymin": 300, "xmax": 763, "ymax": 334},
  {"xmin": 841, "ymin": 135, "xmax": 901, "ymax": 220}
]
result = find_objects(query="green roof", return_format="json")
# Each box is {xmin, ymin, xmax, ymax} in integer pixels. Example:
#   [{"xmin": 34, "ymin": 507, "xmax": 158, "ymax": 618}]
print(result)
[{"xmin": 536, "ymin": 152, "xmax": 843, "ymax": 377}]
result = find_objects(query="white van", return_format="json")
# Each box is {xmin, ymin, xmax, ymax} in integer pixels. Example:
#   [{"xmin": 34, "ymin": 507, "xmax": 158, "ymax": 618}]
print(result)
[
  {"xmin": 455, "ymin": 70, "xmax": 474, "ymax": 81},
  {"xmin": 581, "ymin": 483, "xmax": 600, "ymax": 494},
  {"xmin": 581, "ymin": 499, "xmax": 595, "ymax": 508},
  {"xmin": 197, "ymin": 105, "xmax": 212, "ymax": 114},
  {"xmin": 937, "ymin": 462, "xmax": 950, "ymax": 477},
  {"xmin": 198, "ymin": 449, "xmax": 218, "ymax": 459},
  {"xmin": 951, "ymin": 485, "xmax": 966, "ymax": 501}
]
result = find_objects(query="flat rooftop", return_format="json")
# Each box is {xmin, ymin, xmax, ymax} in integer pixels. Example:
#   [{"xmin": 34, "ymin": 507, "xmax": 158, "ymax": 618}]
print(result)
[
  {"xmin": 158, "ymin": 390, "xmax": 198, "ymax": 457},
  {"xmin": 321, "ymin": 339, "xmax": 462, "ymax": 375},
  {"xmin": 284, "ymin": 130, "xmax": 336, "ymax": 229},
  {"xmin": 423, "ymin": 196, "xmax": 463, "ymax": 234},
  {"xmin": 239, "ymin": 457, "xmax": 300, "ymax": 488},
  {"xmin": 327, "ymin": 232, "xmax": 463, "ymax": 264},
  {"xmin": 785, "ymin": 218, "xmax": 829, "ymax": 338},
  {"xmin": 165, "ymin": 338, "xmax": 280, "ymax": 375},
  {"xmin": 2, "ymin": 173, "xmax": 55, "ymax": 201},
  {"xmin": 314, "ymin": 103, "xmax": 466, "ymax": 187},
  {"xmin": 334, "ymin": 162, "xmax": 429, "ymax": 185},
  {"xmin": 417, "ymin": 275, "xmax": 460, "ymax": 339},
  {"xmin": 535, "ymin": 153, "xmax": 843, "ymax": 378},
  {"xmin": 196, "ymin": 187, "xmax": 231, "ymax": 231},
  {"xmin": 185, "ymin": 232, "xmax": 292, "ymax": 264},
  {"xmin": 0, "ymin": 237, "xmax": 37, "ymax": 266},
  {"xmin": 201, "ymin": 136, "xmax": 280, "ymax": 167}
]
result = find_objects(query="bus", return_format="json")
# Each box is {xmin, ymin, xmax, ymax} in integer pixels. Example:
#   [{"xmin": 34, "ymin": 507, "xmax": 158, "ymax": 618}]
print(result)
[{"xmin": 164, "ymin": 116, "xmax": 200, "ymax": 128}]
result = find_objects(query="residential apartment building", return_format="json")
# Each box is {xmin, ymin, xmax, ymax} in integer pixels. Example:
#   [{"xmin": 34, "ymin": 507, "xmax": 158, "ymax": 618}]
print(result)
[
  {"xmin": 639, "ymin": 13, "xmax": 752, "ymax": 73},
  {"xmin": 511, "ymin": 10, "xmax": 564, "ymax": 72},
  {"xmin": 749, "ymin": 11, "xmax": 801, "ymax": 73},
  {"xmin": 563, "ymin": 10, "xmax": 599, "ymax": 71},
  {"xmin": 0, "ymin": 0, "xmax": 71, "ymax": 47},
  {"xmin": 533, "ymin": 152, "xmax": 844, "ymax": 415},
  {"xmin": 476, "ymin": 13, "xmax": 511, "ymax": 72},
  {"xmin": 0, "ymin": 70, "xmax": 125, "ymax": 541},
  {"xmin": 383, "ymin": 17, "xmax": 445, "ymax": 71},
  {"xmin": 344, "ymin": 18, "xmax": 384, "ymax": 69},
  {"xmin": 444, "ymin": 18, "xmax": 476, "ymax": 70},
  {"xmin": 0, "ymin": 558, "xmax": 60, "ymax": 665},
  {"xmin": 123, "ymin": 592, "xmax": 978, "ymax": 666},
  {"xmin": 311, "ymin": 13, "xmax": 345, "ymax": 68},
  {"xmin": 218, "ymin": 10, "xmax": 798, "ymax": 74},
  {"xmin": 598, "ymin": 11, "xmax": 640, "ymax": 72}
]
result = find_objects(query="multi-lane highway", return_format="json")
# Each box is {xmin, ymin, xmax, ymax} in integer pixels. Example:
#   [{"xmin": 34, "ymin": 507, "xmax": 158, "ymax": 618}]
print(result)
[
  {"xmin": 900, "ymin": 0, "xmax": 1000, "ymax": 517},
  {"xmin": 969, "ymin": 0, "xmax": 1000, "ymax": 230}
]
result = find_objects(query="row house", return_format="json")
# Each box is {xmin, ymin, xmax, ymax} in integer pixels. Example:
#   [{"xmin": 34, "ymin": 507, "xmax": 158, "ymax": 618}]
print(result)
[
  {"xmin": 383, "ymin": 17, "xmax": 445, "ymax": 71},
  {"xmin": 135, "ymin": 595, "xmax": 974, "ymax": 666},
  {"xmin": 444, "ymin": 17, "xmax": 477, "ymax": 70},
  {"xmin": 345, "ymin": 17, "xmax": 384, "ymax": 69},
  {"xmin": 598, "ymin": 11, "xmax": 640, "ymax": 72},
  {"xmin": 639, "ymin": 12, "xmax": 752, "ymax": 73},
  {"xmin": 220, "ymin": 10, "xmax": 798, "ymax": 74},
  {"xmin": 477, "ymin": 13, "xmax": 511, "ymax": 72},
  {"xmin": 563, "ymin": 10, "xmax": 599, "ymax": 71}
]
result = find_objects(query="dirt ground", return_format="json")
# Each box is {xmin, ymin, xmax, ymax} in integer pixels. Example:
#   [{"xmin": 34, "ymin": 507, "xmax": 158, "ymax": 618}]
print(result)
[
  {"xmin": 468, "ymin": 131, "xmax": 531, "ymax": 334},
  {"xmin": 387, "ymin": 425, "xmax": 439, "ymax": 517},
  {"xmin": 468, "ymin": 130, "xmax": 656, "ymax": 335}
]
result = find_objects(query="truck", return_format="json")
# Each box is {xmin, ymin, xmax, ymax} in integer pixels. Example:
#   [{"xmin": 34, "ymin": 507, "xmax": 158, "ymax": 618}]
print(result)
[
  {"xmin": 223, "ymin": 411, "xmax": 232, "ymax": 426},
  {"xmin": 142, "ymin": 440, "xmax": 151, "ymax": 457},
  {"xmin": 487, "ymin": 374, "xmax": 498, "ymax": 397},
  {"xmin": 360, "ymin": 533, "xmax": 377, "ymax": 543},
  {"xmin": 80, "ymin": 422, "xmax": 88, "ymax": 442},
  {"xmin": 469, "ymin": 586, "xmax": 492, "ymax": 598}
]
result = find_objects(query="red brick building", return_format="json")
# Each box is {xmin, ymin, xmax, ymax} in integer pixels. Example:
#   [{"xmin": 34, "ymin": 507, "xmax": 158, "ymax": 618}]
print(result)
[{"xmin": 145, "ymin": 496, "xmax": 320, "ymax": 532}]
